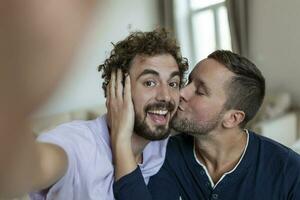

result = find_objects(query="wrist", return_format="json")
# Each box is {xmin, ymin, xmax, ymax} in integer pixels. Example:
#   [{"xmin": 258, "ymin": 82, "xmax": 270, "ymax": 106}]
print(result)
[
  {"xmin": 111, "ymin": 139, "xmax": 132, "ymax": 156},
  {"xmin": 111, "ymin": 133, "xmax": 131, "ymax": 147},
  {"xmin": 111, "ymin": 129, "xmax": 132, "ymax": 140}
]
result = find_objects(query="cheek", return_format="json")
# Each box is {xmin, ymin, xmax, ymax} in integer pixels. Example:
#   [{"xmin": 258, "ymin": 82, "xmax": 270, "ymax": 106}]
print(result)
[
  {"xmin": 193, "ymin": 106, "xmax": 210, "ymax": 120},
  {"xmin": 189, "ymin": 99, "xmax": 218, "ymax": 120},
  {"xmin": 171, "ymin": 90, "xmax": 180, "ymax": 106},
  {"xmin": 131, "ymin": 86, "xmax": 153, "ymax": 113},
  {"xmin": 132, "ymin": 96, "xmax": 144, "ymax": 113}
]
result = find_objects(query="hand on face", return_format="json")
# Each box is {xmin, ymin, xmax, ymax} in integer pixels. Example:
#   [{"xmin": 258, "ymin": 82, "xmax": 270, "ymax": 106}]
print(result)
[
  {"xmin": 107, "ymin": 69, "xmax": 140, "ymax": 180},
  {"xmin": 107, "ymin": 69, "xmax": 135, "ymax": 146}
]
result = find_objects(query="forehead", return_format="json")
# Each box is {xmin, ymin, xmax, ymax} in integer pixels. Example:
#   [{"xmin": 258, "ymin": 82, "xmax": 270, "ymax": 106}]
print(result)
[
  {"xmin": 190, "ymin": 58, "xmax": 234, "ymax": 91},
  {"xmin": 129, "ymin": 54, "xmax": 179, "ymax": 78}
]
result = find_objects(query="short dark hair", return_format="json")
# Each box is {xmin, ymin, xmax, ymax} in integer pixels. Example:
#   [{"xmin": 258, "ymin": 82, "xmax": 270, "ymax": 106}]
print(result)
[
  {"xmin": 98, "ymin": 28, "xmax": 189, "ymax": 97},
  {"xmin": 208, "ymin": 50, "xmax": 265, "ymax": 127}
]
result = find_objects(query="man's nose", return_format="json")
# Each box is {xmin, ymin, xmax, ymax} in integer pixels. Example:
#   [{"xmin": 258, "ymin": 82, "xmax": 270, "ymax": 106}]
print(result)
[
  {"xmin": 179, "ymin": 84, "xmax": 193, "ymax": 102},
  {"xmin": 156, "ymin": 84, "xmax": 171, "ymax": 102}
]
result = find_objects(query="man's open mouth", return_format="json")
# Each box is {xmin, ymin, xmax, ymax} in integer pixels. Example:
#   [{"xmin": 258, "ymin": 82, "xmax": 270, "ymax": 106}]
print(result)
[{"xmin": 146, "ymin": 109, "xmax": 169, "ymax": 125}]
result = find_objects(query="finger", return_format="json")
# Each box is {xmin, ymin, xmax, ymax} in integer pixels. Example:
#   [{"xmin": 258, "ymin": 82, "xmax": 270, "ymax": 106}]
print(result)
[
  {"xmin": 116, "ymin": 69, "xmax": 123, "ymax": 100},
  {"xmin": 105, "ymin": 87, "xmax": 112, "ymax": 128},
  {"xmin": 124, "ymin": 74, "xmax": 132, "ymax": 103},
  {"xmin": 109, "ymin": 69, "xmax": 116, "ymax": 99}
]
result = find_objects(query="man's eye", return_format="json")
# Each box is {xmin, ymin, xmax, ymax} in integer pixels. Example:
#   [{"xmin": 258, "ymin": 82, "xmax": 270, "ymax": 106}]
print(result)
[
  {"xmin": 196, "ymin": 91, "xmax": 204, "ymax": 96},
  {"xmin": 169, "ymin": 82, "xmax": 179, "ymax": 88},
  {"xmin": 144, "ymin": 80, "xmax": 156, "ymax": 87}
]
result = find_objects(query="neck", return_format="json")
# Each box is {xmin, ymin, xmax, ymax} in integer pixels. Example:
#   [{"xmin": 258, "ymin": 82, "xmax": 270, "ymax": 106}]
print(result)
[
  {"xmin": 194, "ymin": 128, "xmax": 247, "ymax": 183},
  {"xmin": 131, "ymin": 133, "xmax": 150, "ymax": 164}
]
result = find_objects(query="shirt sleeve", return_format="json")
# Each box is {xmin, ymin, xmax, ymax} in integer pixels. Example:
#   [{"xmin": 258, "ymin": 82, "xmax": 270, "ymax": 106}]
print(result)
[
  {"xmin": 113, "ymin": 136, "xmax": 183, "ymax": 200},
  {"xmin": 113, "ymin": 167, "xmax": 151, "ymax": 200},
  {"xmin": 30, "ymin": 125, "xmax": 79, "ymax": 199},
  {"xmin": 148, "ymin": 160, "xmax": 181, "ymax": 200},
  {"xmin": 113, "ymin": 162, "xmax": 180, "ymax": 200}
]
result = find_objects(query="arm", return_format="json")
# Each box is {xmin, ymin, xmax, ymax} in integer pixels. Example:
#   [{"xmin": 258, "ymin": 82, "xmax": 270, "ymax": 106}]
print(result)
[
  {"xmin": 113, "ymin": 160, "xmax": 180, "ymax": 200},
  {"xmin": 107, "ymin": 69, "xmax": 137, "ymax": 180},
  {"xmin": 0, "ymin": 0, "xmax": 95, "ymax": 197},
  {"xmin": 0, "ymin": 127, "xmax": 68, "ymax": 198},
  {"xmin": 108, "ymin": 70, "xmax": 180, "ymax": 199},
  {"xmin": 113, "ymin": 167, "xmax": 152, "ymax": 200},
  {"xmin": 148, "ymin": 163, "xmax": 181, "ymax": 200}
]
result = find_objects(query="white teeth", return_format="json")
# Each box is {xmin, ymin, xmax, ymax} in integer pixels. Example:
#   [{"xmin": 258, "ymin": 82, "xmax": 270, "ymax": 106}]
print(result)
[{"xmin": 148, "ymin": 110, "xmax": 168, "ymax": 115}]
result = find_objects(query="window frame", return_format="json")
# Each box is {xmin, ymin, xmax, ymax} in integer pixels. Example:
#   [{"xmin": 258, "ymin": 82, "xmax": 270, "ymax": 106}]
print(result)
[{"xmin": 187, "ymin": 0, "xmax": 229, "ymax": 64}]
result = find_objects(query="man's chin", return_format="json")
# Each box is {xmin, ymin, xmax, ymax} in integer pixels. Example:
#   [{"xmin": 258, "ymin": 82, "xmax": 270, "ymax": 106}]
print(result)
[
  {"xmin": 134, "ymin": 124, "xmax": 170, "ymax": 141},
  {"xmin": 170, "ymin": 117, "xmax": 190, "ymax": 133},
  {"xmin": 135, "ymin": 131, "xmax": 170, "ymax": 141},
  {"xmin": 134, "ymin": 115, "xmax": 171, "ymax": 141}
]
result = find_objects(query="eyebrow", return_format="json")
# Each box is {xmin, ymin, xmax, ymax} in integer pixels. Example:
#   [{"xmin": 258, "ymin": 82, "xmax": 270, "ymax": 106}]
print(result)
[
  {"xmin": 136, "ymin": 69, "xmax": 180, "ymax": 80},
  {"xmin": 136, "ymin": 69, "xmax": 159, "ymax": 80}
]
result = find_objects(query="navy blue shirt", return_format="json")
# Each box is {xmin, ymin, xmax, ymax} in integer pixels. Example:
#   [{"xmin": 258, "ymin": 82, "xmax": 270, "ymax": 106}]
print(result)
[{"xmin": 114, "ymin": 131, "xmax": 300, "ymax": 200}]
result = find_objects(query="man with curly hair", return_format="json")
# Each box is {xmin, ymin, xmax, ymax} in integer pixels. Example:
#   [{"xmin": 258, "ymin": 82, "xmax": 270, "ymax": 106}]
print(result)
[{"xmin": 25, "ymin": 28, "xmax": 188, "ymax": 200}]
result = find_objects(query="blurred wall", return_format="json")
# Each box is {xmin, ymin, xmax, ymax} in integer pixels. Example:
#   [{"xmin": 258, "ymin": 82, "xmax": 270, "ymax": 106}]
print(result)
[
  {"xmin": 35, "ymin": 0, "xmax": 160, "ymax": 117},
  {"xmin": 248, "ymin": 0, "xmax": 300, "ymax": 107}
]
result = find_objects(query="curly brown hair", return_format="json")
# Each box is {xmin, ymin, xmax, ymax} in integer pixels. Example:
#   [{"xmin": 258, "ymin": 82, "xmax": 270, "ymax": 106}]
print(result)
[{"xmin": 98, "ymin": 28, "xmax": 189, "ymax": 97}]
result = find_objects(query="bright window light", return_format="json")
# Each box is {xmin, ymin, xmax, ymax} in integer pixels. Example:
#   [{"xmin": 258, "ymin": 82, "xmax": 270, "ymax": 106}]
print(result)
[
  {"xmin": 190, "ymin": 0, "xmax": 225, "ymax": 10},
  {"xmin": 218, "ymin": 6, "xmax": 232, "ymax": 50},
  {"xmin": 192, "ymin": 10, "xmax": 216, "ymax": 61},
  {"xmin": 174, "ymin": 0, "xmax": 231, "ymax": 66}
]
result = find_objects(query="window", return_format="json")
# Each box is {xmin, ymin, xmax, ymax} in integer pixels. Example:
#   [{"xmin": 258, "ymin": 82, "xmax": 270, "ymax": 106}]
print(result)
[{"xmin": 174, "ymin": 0, "xmax": 231, "ymax": 67}]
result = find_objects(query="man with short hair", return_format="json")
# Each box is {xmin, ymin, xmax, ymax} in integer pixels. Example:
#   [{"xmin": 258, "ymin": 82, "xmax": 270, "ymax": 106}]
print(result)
[
  {"xmin": 112, "ymin": 50, "xmax": 300, "ymax": 200},
  {"xmin": 2, "ymin": 28, "xmax": 188, "ymax": 200}
]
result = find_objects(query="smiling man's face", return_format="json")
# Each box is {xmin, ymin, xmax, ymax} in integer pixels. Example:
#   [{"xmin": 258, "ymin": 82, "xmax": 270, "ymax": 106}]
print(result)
[{"xmin": 129, "ymin": 54, "xmax": 180, "ymax": 140}]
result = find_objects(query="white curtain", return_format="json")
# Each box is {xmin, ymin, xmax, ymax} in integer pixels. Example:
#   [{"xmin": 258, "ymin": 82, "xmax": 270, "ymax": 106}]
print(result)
[{"xmin": 158, "ymin": 0, "xmax": 175, "ymax": 34}]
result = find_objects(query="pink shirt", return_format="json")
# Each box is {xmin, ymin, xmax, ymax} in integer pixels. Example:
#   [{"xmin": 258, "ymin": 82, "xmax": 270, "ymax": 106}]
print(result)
[{"xmin": 30, "ymin": 115, "xmax": 168, "ymax": 200}]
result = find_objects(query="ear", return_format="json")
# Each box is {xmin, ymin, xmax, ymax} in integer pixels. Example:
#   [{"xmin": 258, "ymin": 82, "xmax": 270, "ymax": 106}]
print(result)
[{"xmin": 222, "ymin": 110, "xmax": 245, "ymax": 128}]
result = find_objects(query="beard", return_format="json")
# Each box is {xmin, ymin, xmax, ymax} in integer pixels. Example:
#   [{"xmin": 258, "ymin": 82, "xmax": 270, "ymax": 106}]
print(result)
[
  {"xmin": 171, "ymin": 110, "xmax": 223, "ymax": 136},
  {"xmin": 134, "ymin": 114, "xmax": 170, "ymax": 141},
  {"xmin": 134, "ymin": 101, "xmax": 175, "ymax": 141}
]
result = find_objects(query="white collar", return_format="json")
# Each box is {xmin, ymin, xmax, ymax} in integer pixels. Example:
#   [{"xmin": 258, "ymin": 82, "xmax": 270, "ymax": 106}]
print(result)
[{"xmin": 193, "ymin": 130, "xmax": 249, "ymax": 189}]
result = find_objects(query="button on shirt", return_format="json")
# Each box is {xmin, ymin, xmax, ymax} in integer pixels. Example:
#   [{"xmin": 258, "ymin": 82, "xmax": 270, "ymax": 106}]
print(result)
[{"xmin": 191, "ymin": 131, "xmax": 249, "ymax": 199}]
